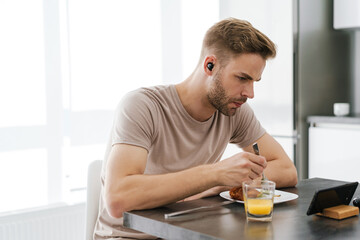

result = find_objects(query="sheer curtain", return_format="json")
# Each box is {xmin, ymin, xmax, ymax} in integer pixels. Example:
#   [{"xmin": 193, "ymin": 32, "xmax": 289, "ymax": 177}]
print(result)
[
  {"xmin": 0, "ymin": 0, "xmax": 218, "ymax": 212},
  {"xmin": 0, "ymin": 0, "xmax": 48, "ymax": 212}
]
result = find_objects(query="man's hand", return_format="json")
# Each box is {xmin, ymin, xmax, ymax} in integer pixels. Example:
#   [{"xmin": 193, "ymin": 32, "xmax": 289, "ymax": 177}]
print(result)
[
  {"xmin": 214, "ymin": 152, "xmax": 267, "ymax": 187},
  {"xmin": 243, "ymin": 133, "xmax": 298, "ymax": 188}
]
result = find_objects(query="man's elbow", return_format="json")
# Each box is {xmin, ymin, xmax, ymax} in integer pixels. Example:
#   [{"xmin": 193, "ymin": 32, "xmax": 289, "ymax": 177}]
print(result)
[
  {"xmin": 276, "ymin": 166, "xmax": 298, "ymax": 188},
  {"xmin": 289, "ymin": 174, "xmax": 298, "ymax": 187},
  {"xmin": 105, "ymin": 193, "xmax": 129, "ymax": 218},
  {"xmin": 287, "ymin": 166, "xmax": 298, "ymax": 187}
]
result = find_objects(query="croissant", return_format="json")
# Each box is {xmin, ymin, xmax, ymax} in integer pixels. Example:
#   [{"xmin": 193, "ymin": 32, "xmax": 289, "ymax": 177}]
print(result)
[
  {"xmin": 229, "ymin": 186, "xmax": 260, "ymax": 200},
  {"xmin": 229, "ymin": 186, "xmax": 244, "ymax": 200}
]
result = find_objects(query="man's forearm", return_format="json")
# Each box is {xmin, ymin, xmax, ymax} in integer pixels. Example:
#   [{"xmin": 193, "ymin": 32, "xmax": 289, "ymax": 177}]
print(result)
[
  {"xmin": 105, "ymin": 164, "xmax": 219, "ymax": 217},
  {"xmin": 183, "ymin": 186, "xmax": 232, "ymax": 201}
]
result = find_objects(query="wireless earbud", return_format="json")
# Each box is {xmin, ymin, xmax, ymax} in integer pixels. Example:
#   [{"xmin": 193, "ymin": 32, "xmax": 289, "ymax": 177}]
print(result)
[{"xmin": 207, "ymin": 62, "xmax": 214, "ymax": 71}]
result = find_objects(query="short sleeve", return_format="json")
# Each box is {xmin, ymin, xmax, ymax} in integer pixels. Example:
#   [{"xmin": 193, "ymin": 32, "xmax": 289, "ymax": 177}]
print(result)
[
  {"xmin": 111, "ymin": 90, "xmax": 157, "ymax": 151},
  {"xmin": 230, "ymin": 103, "xmax": 266, "ymax": 148}
]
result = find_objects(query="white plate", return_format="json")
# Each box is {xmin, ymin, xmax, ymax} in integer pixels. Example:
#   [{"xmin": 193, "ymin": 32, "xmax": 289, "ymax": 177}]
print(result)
[{"xmin": 219, "ymin": 190, "xmax": 298, "ymax": 204}]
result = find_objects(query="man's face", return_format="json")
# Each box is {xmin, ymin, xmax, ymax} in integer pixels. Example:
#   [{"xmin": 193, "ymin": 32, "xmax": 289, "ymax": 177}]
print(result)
[{"xmin": 207, "ymin": 53, "xmax": 266, "ymax": 116}]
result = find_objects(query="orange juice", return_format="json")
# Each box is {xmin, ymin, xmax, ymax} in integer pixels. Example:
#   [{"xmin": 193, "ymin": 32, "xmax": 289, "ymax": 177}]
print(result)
[
  {"xmin": 247, "ymin": 199, "xmax": 273, "ymax": 215},
  {"xmin": 243, "ymin": 180, "xmax": 275, "ymax": 222}
]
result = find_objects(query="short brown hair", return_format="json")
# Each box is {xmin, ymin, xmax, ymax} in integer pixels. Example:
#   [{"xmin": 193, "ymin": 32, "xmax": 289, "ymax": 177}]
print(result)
[{"xmin": 200, "ymin": 18, "xmax": 276, "ymax": 65}]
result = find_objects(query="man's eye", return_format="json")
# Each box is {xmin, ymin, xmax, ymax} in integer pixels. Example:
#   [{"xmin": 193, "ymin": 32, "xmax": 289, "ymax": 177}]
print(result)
[{"xmin": 238, "ymin": 76, "xmax": 247, "ymax": 81}]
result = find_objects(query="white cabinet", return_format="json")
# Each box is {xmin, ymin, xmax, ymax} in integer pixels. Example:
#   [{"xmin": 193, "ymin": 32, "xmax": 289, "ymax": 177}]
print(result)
[
  {"xmin": 309, "ymin": 122, "xmax": 360, "ymax": 182},
  {"xmin": 334, "ymin": 0, "xmax": 360, "ymax": 29}
]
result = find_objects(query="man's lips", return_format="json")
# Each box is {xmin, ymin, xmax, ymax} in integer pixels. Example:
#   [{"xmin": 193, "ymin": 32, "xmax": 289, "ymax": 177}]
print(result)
[{"xmin": 233, "ymin": 102, "xmax": 244, "ymax": 108}]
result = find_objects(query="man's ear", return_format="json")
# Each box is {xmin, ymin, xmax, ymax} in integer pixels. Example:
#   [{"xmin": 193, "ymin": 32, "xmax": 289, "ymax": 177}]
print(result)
[{"xmin": 204, "ymin": 56, "xmax": 216, "ymax": 75}]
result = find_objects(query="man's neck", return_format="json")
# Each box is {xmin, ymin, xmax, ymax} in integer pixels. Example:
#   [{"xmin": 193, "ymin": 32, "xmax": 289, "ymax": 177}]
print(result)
[{"xmin": 175, "ymin": 70, "xmax": 216, "ymax": 122}]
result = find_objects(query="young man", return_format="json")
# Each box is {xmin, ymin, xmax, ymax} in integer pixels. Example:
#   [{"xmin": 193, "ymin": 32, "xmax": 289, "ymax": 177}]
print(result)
[{"xmin": 94, "ymin": 18, "xmax": 297, "ymax": 239}]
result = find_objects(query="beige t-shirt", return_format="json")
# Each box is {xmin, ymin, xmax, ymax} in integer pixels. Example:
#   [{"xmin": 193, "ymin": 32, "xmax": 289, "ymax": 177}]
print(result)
[{"xmin": 94, "ymin": 85, "xmax": 265, "ymax": 239}]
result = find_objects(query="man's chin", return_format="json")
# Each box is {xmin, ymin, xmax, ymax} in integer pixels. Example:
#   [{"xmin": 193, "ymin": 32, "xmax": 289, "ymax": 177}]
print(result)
[
  {"xmin": 229, "ymin": 108, "xmax": 237, "ymax": 116},
  {"xmin": 220, "ymin": 108, "xmax": 237, "ymax": 116}
]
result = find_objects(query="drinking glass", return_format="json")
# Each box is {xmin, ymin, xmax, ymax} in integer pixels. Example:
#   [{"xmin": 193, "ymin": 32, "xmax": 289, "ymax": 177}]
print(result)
[{"xmin": 242, "ymin": 180, "xmax": 276, "ymax": 222}]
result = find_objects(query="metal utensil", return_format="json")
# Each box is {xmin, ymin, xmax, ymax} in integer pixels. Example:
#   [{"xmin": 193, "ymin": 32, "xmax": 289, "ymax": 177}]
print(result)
[
  {"xmin": 164, "ymin": 200, "xmax": 234, "ymax": 218},
  {"xmin": 252, "ymin": 143, "xmax": 267, "ymax": 181}
]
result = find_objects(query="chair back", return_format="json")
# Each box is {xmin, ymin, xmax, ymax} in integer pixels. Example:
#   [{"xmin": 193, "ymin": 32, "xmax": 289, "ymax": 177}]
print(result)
[{"xmin": 85, "ymin": 160, "xmax": 103, "ymax": 240}]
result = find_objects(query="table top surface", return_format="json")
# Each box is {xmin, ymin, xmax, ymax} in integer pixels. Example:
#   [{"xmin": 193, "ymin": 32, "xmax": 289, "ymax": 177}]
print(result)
[{"xmin": 123, "ymin": 178, "xmax": 360, "ymax": 240}]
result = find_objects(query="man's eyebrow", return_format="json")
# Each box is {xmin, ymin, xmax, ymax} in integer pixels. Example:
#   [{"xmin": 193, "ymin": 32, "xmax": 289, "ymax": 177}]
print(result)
[{"xmin": 238, "ymin": 72, "xmax": 261, "ymax": 82}]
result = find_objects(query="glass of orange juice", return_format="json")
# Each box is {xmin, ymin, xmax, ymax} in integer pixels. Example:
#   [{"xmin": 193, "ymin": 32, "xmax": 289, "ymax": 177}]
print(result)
[{"xmin": 242, "ymin": 180, "xmax": 276, "ymax": 222}]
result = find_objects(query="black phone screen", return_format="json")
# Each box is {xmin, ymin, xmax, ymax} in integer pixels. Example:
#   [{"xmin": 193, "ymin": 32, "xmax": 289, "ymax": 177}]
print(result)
[{"xmin": 306, "ymin": 182, "xmax": 359, "ymax": 215}]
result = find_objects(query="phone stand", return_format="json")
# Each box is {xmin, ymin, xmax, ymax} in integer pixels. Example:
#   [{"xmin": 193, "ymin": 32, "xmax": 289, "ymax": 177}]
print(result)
[{"xmin": 316, "ymin": 205, "xmax": 359, "ymax": 220}]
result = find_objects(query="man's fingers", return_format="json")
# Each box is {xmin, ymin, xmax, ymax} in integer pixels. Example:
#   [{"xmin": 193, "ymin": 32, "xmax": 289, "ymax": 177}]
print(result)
[
  {"xmin": 248, "ymin": 158, "xmax": 266, "ymax": 176},
  {"xmin": 247, "ymin": 153, "xmax": 267, "ymax": 168},
  {"xmin": 248, "ymin": 171, "xmax": 261, "ymax": 180}
]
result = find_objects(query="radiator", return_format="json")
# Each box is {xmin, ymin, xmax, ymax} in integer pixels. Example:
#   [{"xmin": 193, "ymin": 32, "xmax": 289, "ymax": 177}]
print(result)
[{"xmin": 0, "ymin": 202, "xmax": 85, "ymax": 240}]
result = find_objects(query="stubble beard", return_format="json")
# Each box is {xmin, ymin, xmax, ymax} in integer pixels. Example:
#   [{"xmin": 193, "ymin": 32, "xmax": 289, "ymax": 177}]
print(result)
[{"xmin": 207, "ymin": 71, "xmax": 247, "ymax": 116}]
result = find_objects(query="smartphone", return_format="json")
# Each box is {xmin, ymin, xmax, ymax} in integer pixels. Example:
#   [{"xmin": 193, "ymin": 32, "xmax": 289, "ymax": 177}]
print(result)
[{"xmin": 306, "ymin": 182, "xmax": 359, "ymax": 215}]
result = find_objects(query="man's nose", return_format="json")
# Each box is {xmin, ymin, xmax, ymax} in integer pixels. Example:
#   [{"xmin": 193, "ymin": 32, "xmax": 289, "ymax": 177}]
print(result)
[{"xmin": 242, "ymin": 81, "xmax": 254, "ymax": 99}]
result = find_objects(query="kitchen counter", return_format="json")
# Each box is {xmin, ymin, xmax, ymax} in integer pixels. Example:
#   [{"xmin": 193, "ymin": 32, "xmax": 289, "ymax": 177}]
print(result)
[{"xmin": 307, "ymin": 115, "xmax": 360, "ymax": 126}]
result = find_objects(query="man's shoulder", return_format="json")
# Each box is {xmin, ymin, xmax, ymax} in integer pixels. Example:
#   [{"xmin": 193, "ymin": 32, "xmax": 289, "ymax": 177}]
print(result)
[
  {"xmin": 124, "ymin": 85, "xmax": 173, "ymax": 101},
  {"xmin": 120, "ymin": 85, "xmax": 175, "ymax": 112}
]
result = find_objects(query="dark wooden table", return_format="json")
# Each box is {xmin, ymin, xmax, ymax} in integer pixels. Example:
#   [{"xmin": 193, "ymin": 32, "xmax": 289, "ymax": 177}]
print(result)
[{"xmin": 124, "ymin": 178, "xmax": 360, "ymax": 240}]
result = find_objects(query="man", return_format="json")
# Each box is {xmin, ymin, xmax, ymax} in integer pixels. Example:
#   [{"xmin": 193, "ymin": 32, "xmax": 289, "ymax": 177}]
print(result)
[{"xmin": 94, "ymin": 18, "xmax": 298, "ymax": 239}]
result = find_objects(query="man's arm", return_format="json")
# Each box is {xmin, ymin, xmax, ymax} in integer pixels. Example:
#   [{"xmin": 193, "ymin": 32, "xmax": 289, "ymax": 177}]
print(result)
[
  {"xmin": 104, "ymin": 143, "xmax": 267, "ymax": 218},
  {"xmin": 242, "ymin": 132, "xmax": 298, "ymax": 188}
]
